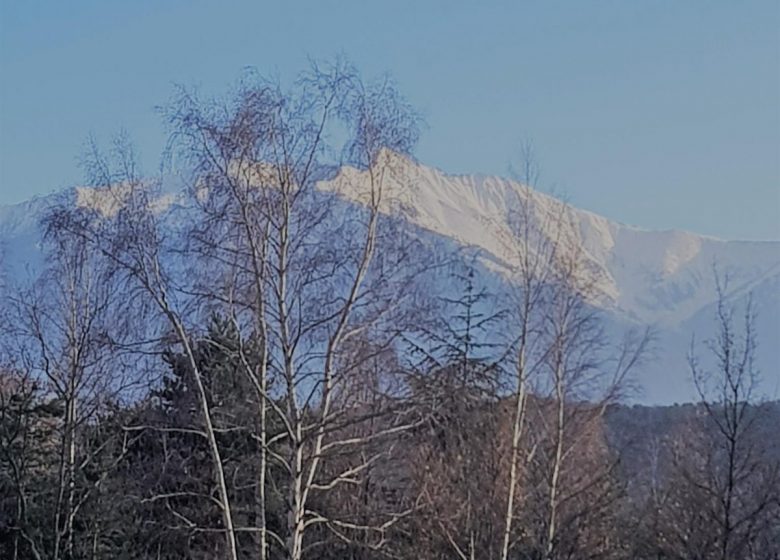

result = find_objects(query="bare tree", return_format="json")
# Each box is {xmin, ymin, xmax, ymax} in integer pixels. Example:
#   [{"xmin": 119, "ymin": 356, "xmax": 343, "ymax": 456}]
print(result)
[
  {"xmin": 58, "ymin": 61, "xmax": 425, "ymax": 560},
  {"xmin": 666, "ymin": 278, "xmax": 780, "ymax": 560},
  {"xmin": 496, "ymin": 143, "xmax": 646, "ymax": 559},
  {"xmin": 497, "ymin": 142, "xmax": 558, "ymax": 560},
  {"xmin": 1, "ymin": 202, "xmax": 138, "ymax": 560},
  {"xmin": 59, "ymin": 132, "xmax": 247, "ymax": 559}
]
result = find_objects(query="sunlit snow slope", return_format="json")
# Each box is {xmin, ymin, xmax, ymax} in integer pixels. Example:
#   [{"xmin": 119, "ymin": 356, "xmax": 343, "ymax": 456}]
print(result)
[{"xmin": 323, "ymin": 153, "xmax": 780, "ymax": 328}]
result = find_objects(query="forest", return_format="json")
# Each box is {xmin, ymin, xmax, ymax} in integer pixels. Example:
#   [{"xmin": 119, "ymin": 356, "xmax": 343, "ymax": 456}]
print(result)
[{"xmin": 1, "ymin": 64, "xmax": 778, "ymax": 560}]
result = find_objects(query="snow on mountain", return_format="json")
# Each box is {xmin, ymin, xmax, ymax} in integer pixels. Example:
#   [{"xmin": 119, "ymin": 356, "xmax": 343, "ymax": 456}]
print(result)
[
  {"xmin": 1, "ymin": 153, "xmax": 778, "ymax": 403},
  {"xmin": 322, "ymin": 152, "xmax": 780, "ymax": 328}
]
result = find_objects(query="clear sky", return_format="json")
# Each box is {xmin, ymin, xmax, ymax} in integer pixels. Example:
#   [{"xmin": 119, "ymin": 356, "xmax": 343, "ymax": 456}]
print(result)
[{"xmin": 1, "ymin": 0, "xmax": 778, "ymax": 240}]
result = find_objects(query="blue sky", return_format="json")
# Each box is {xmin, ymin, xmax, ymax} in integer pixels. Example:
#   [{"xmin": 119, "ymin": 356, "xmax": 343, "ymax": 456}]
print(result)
[{"xmin": 1, "ymin": 0, "xmax": 778, "ymax": 240}]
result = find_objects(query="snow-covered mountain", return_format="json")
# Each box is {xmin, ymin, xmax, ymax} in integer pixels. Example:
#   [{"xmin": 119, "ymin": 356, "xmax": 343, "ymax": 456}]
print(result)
[
  {"xmin": 324, "ymin": 154, "xmax": 780, "ymax": 326},
  {"xmin": 2, "ymin": 154, "xmax": 778, "ymax": 403}
]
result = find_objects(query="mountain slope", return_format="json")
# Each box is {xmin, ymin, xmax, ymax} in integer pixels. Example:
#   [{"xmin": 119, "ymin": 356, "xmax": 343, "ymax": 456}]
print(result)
[{"xmin": 1, "ymin": 155, "xmax": 778, "ymax": 403}]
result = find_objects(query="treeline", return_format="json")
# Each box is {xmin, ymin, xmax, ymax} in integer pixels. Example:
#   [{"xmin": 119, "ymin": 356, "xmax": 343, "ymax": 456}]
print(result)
[{"xmin": 0, "ymin": 63, "xmax": 778, "ymax": 559}]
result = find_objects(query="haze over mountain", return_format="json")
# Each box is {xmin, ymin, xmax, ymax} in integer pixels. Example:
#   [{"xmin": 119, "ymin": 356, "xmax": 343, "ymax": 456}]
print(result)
[{"xmin": 2, "ymin": 153, "xmax": 778, "ymax": 403}]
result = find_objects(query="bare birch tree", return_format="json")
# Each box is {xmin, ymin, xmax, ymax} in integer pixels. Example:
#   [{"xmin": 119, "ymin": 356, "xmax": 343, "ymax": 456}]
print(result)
[
  {"xmin": 57, "ymin": 61, "xmax": 425, "ymax": 560},
  {"xmin": 496, "ymin": 143, "xmax": 647, "ymax": 559},
  {"xmin": 653, "ymin": 279, "xmax": 780, "ymax": 560},
  {"xmin": 1, "ymin": 200, "xmax": 138, "ymax": 560},
  {"xmin": 49, "ymin": 133, "xmax": 245, "ymax": 559}
]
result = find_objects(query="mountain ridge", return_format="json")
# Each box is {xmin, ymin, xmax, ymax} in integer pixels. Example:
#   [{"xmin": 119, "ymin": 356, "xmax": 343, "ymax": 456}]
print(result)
[
  {"xmin": 321, "ymin": 153, "xmax": 780, "ymax": 327},
  {"xmin": 1, "ymin": 155, "xmax": 778, "ymax": 402}
]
